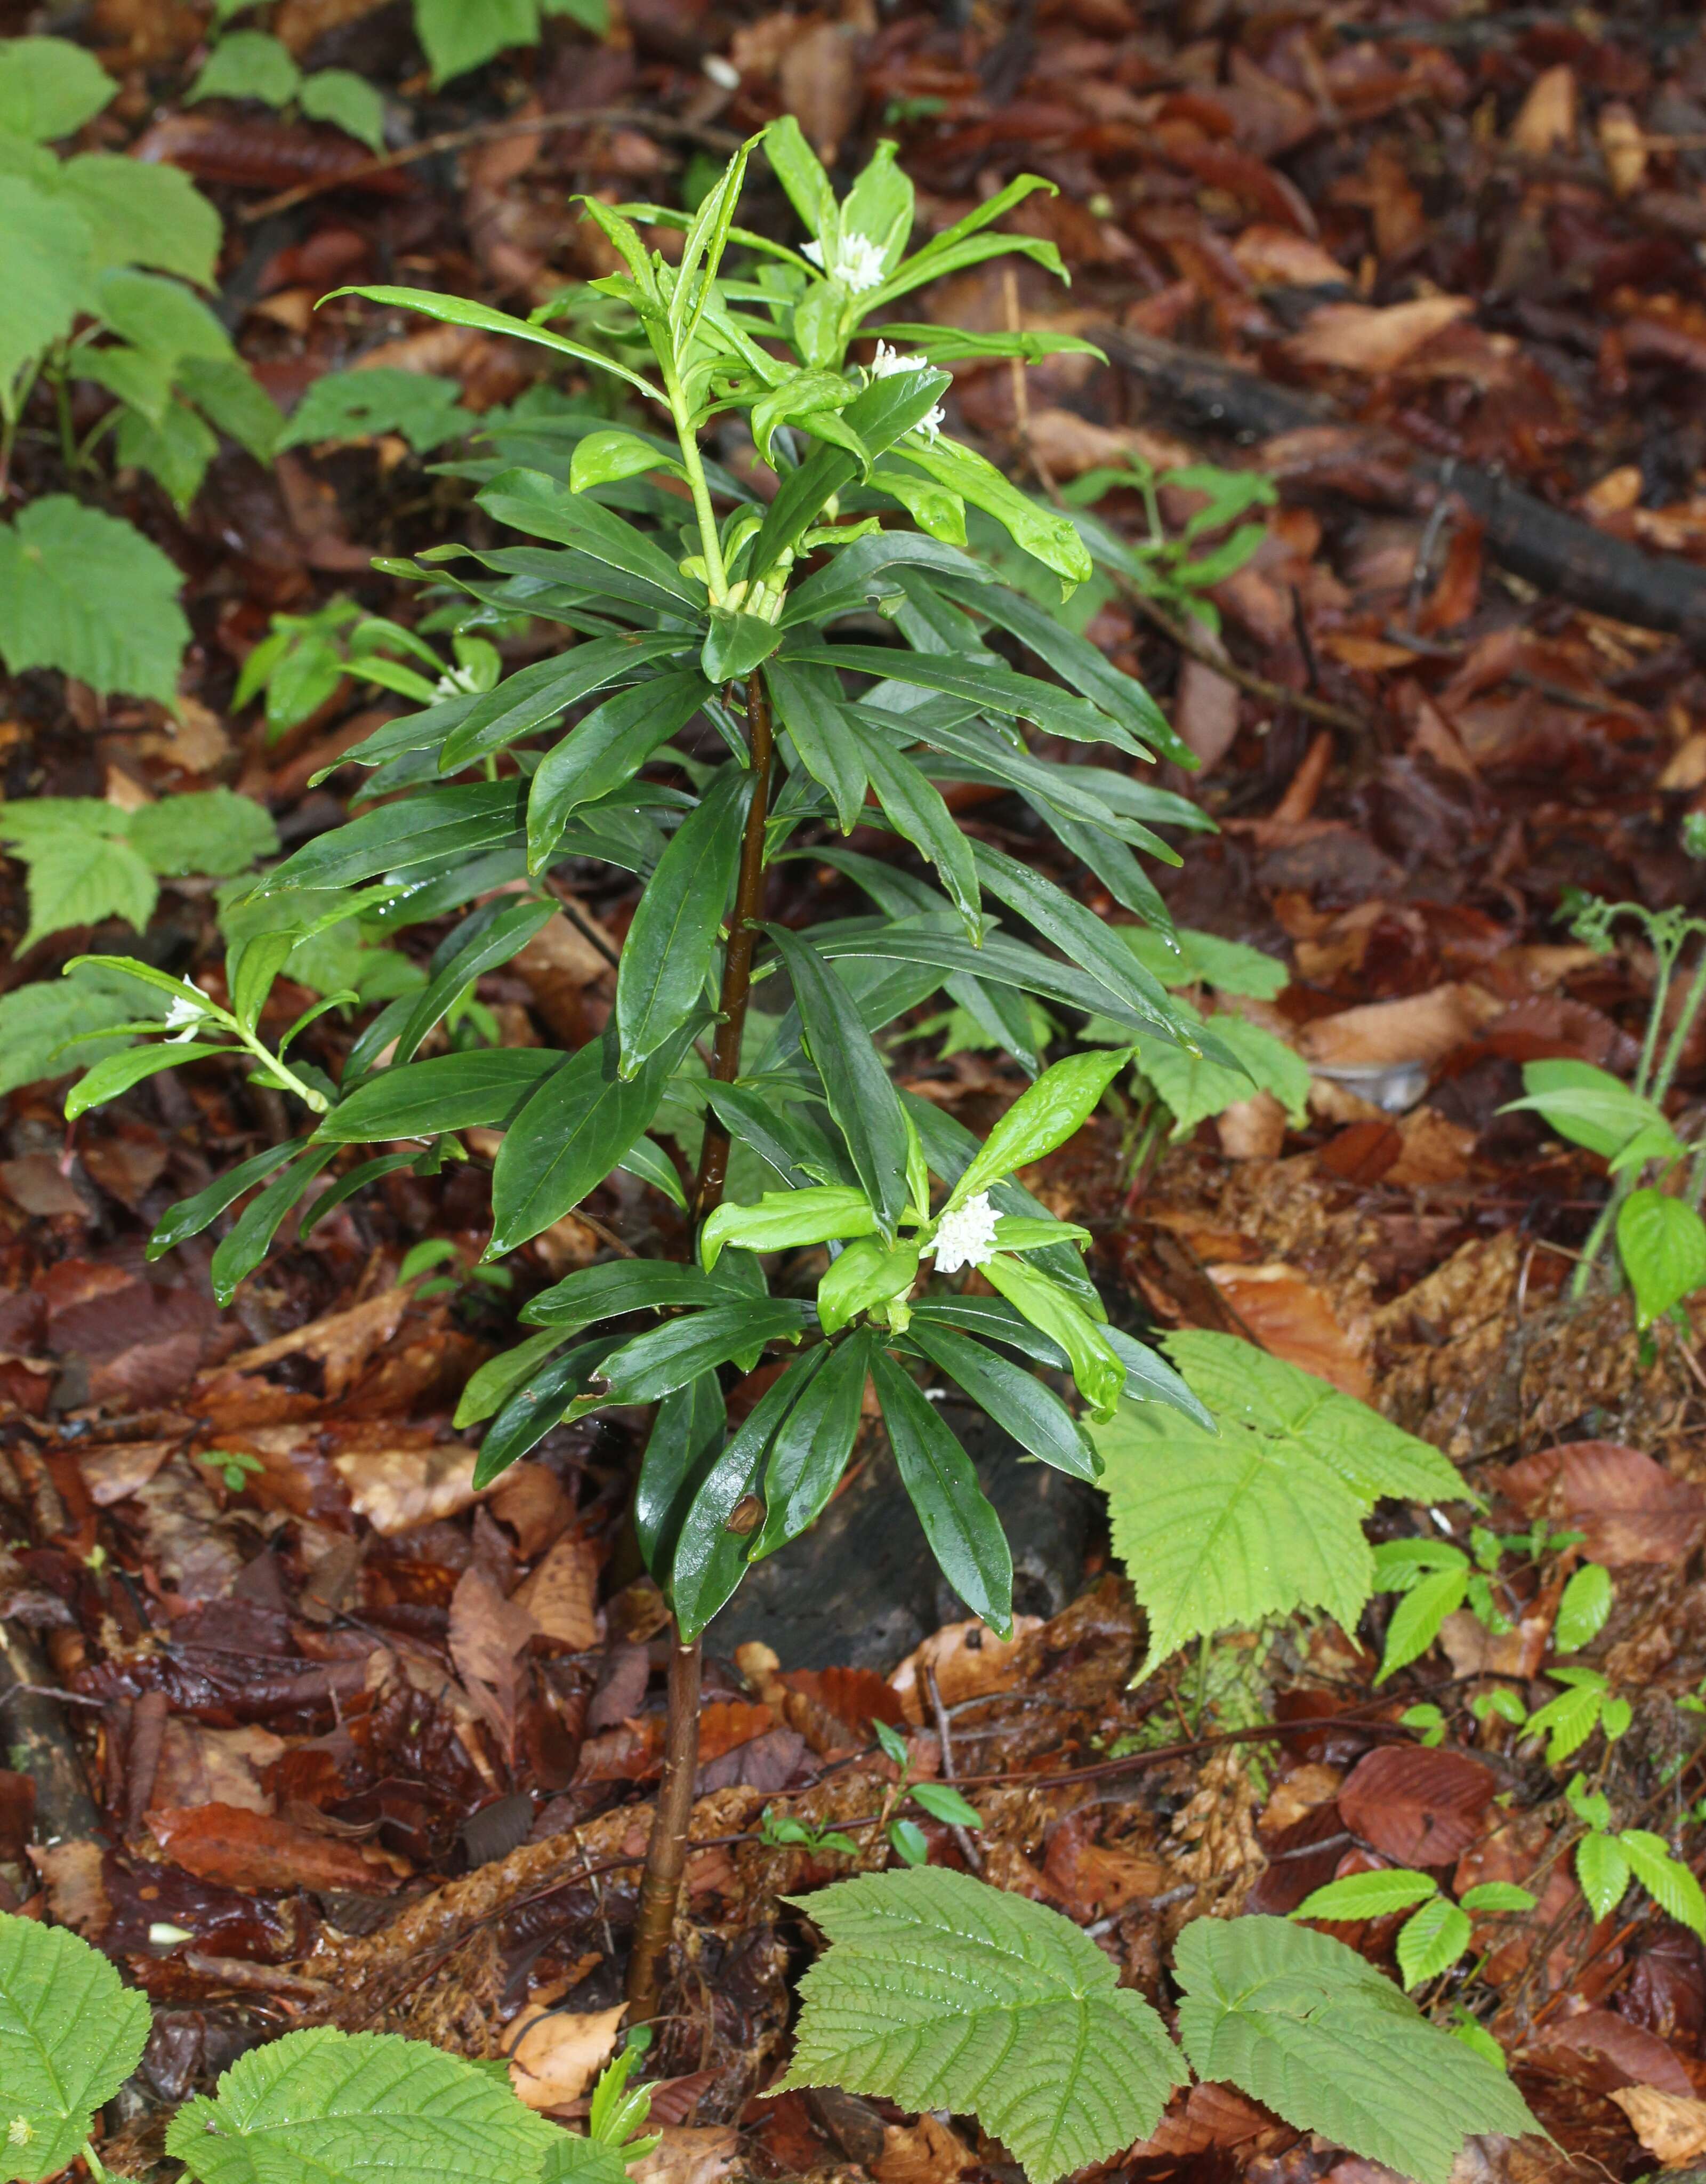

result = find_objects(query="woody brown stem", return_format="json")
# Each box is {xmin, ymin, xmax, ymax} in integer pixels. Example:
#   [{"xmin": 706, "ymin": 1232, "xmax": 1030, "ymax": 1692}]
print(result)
[{"xmin": 625, "ymin": 671, "xmax": 774, "ymax": 2025}]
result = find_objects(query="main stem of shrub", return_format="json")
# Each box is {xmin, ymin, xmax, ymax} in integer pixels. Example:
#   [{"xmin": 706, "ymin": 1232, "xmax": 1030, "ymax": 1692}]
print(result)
[{"xmin": 626, "ymin": 673, "xmax": 774, "ymax": 2024}]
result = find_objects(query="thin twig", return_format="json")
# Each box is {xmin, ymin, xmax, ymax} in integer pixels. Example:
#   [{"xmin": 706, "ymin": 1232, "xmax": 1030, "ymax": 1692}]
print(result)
[{"xmin": 239, "ymin": 106, "xmax": 743, "ymax": 223}]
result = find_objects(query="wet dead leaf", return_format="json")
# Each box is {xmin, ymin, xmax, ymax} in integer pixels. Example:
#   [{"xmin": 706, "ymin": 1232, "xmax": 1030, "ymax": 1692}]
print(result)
[
  {"xmin": 1207, "ymin": 1262, "xmax": 1372, "ymax": 1399},
  {"xmin": 1502, "ymin": 1442, "xmax": 1706, "ymax": 1567},
  {"xmin": 150, "ymin": 1803, "xmax": 404, "ymax": 1892},
  {"xmin": 513, "ymin": 1531, "xmax": 600, "ymax": 1649},
  {"xmin": 333, "ymin": 1439, "xmax": 484, "ymax": 1533},
  {"xmin": 77, "ymin": 1440, "xmax": 175, "ymax": 1506},
  {"xmin": 219, "ymin": 1286, "xmax": 411, "ymax": 1400},
  {"xmin": 507, "ymin": 2001, "xmax": 624, "ymax": 2110},
  {"xmin": 1300, "ymin": 982, "xmax": 1503, "ymax": 1068},
  {"xmin": 449, "ymin": 1568, "xmax": 537, "ymax": 1760},
  {"xmin": 1610, "ymin": 2085, "xmax": 1706, "ymax": 2165},
  {"xmin": 890, "ymin": 1615, "xmax": 1043, "ymax": 1724},
  {"xmin": 488, "ymin": 1462, "xmax": 575, "ymax": 1558},
  {"xmin": 630, "ymin": 2127, "xmax": 741, "ymax": 2184},
  {"xmin": 1338, "ymin": 1745, "xmax": 1495, "ymax": 1867},
  {"xmin": 1511, "ymin": 63, "xmax": 1576, "ymax": 157},
  {"xmin": 1285, "ymin": 296, "xmax": 1472, "ymax": 374},
  {"xmin": 874, "ymin": 2115, "xmax": 975, "ymax": 2184}
]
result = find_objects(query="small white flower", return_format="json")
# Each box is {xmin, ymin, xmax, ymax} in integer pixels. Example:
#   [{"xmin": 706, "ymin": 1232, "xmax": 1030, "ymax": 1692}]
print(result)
[
  {"xmin": 930, "ymin": 1191, "xmax": 1000, "ymax": 1275},
  {"xmin": 432, "ymin": 663, "xmax": 480, "ymax": 699},
  {"xmin": 164, "ymin": 993, "xmax": 208, "ymax": 1044},
  {"xmin": 803, "ymin": 231, "xmax": 886, "ymax": 293},
  {"xmin": 870, "ymin": 340, "xmax": 930, "ymax": 378},
  {"xmin": 913, "ymin": 400, "xmax": 946, "ymax": 444}
]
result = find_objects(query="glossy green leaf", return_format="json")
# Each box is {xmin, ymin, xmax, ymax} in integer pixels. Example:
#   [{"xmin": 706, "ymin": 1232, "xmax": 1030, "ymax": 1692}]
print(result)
[
  {"xmin": 634, "ymin": 1369, "xmax": 728, "ymax": 1584},
  {"xmin": 752, "ymin": 1329, "xmax": 874, "ymax": 1557},
  {"xmin": 816, "ymin": 1235, "xmax": 920, "ymax": 1337},
  {"xmin": 948, "ymin": 1048, "xmax": 1131, "ymax": 1208},
  {"xmin": 617, "ymin": 763, "xmax": 747, "ymax": 1074},
  {"xmin": 316, "ymin": 1048, "xmax": 561, "ymax": 1143},
  {"xmin": 0, "ymin": 1909, "xmax": 149, "ymax": 2184},
  {"xmin": 1617, "ymin": 1188, "xmax": 1706, "ymax": 1328},
  {"xmin": 597, "ymin": 1299, "xmax": 814, "ymax": 1404},
  {"xmin": 327, "ymin": 287, "xmax": 665, "ymax": 402},
  {"xmin": 767, "ymin": 657, "xmax": 868, "ymax": 832},
  {"xmin": 522, "ymin": 1257, "xmax": 755, "ymax": 1329},
  {"xmin": 1395, "ymin": 1898, "xmax": 1472, "ymax": 1989},
  {"xmin": 1294, "ymin": 1870, "xmax": 1437, "ymax": 1921},
  {"xmin": 147, "ymin": 1136, "xmax": 308, "ymax": 1260},
  {"xmin": 63, "ymin": 1040, "xmax": 228, "ymax": 1119},
  {"xmin": 527, "ymin": 671, "xmax": 712, "ymax": 869},
  {"xmin": 1552, "ymin": 1562, "xmax": 1613, "ymax": 1653},
  {"xmin": 474, "ymin": 1337, "xmax": 613, "ymax": 1486},
  {"xmin": 489, "ymin": 1028, "xmax": 682, "ymax": 1253},
  {"xmin": 210, "ymin": 1146, "xmax": 336, "ymax": 1304},
  {"xmin": 907, "ymin": 1322, "xmax": 1099, "ymax": 1480},
  {"xmin": 764, "ymin": 924, "xmax": 911, "ymax": 1239},
  {"xmin": 702, "ymin": 1184, "xmax": 878, "ymax": 1268},
  {"xmin": 871, "ymin": 1345, "xmax": 1012, "ymax": 1635}
]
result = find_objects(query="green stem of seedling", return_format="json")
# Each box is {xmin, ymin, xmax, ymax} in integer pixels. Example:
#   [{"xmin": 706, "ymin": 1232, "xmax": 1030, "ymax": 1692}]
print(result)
[
  {"xmin": 670, "ymin": 390, "xmax": 728, "ymax": 603},
  {"xmin": 1652, "ymin": 938, "xmax": 1706, "ymax": 1107},
  {"xmin": 83, "ymin": 2142, "xmax": 108, "ymax": 2183}
]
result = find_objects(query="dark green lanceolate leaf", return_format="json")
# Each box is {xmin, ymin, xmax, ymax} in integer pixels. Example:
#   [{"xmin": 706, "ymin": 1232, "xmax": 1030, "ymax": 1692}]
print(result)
[
  {"xmin": 617, "ymin": 761, "xmax": 749, "ymax": 1075},
  {"xmin": 747, "ymin": 371, "xmax": 952, "ymax": 584},
  {"xmin": 527, "ymin": 672, "xmax": 713, "ymax": 870},
  {"xmin": 1042, "ymin": 807, "xmax": 1177, "ymax": 935},
  {"xmin": 971, "ymin": 843, "xmax": 1181, "ymax": 1032},
  {"xmin": 671, "ymin": 1351, "xmax": 826, "ymax": 1639},
  {"xmin": 474, "ymin": 1338, "xmax": 613, "ymax": 1487},
  {"xmin": 888, "ymin": 438, "xmax": 1091, "ymax": 588},
  {"xmin": 164, "ymin": 2023, "xmax": 557, "ymax": 2184},
  {"xmin": 871, "ymin": 1346, "xmax": 1012, "ymax": 1634},
  {"xmin": 935, "ymin": 574, "xmax": 1187, "ymax": 765},
  {"xmin": 62, "ymin": 1041, "xmax": 229, "ymax": 1120},
  {"xmin": 210, "ymin": 1146, "xmax": 337, "ymax": 1305},
  {"xmin": 842, "ymin": 719, "xmax": 979, "ymax": 940},
  {"xmin": 521, "ymin": 1257, "xmax": 757, "ymax": 1329},
  {"xmin": 763, "ymin": 925, "xmax": 912, "ymax": 1239},
  {"xmin": 907, "ymin": 1322, "xmax": 1099, "ymax": 1480},
  {"xmin": 438, "ymin": 632, "xmax": 690, "ymax": 770},
  {"xmin": 455, "ymin": 1328, "xmax": 574, "ymax": 1430},
  {"xmin": 1173, "ymin": 1918, "xmax": 1536, "ymax": 2184},
  {"xmin": 147, "ymin": 1138, "xmax": 309, "ymax": 1260},
  {"xmin": 596, "ymin": 1299, "xmax": 815, "ymax": 1405},
  {"xmin": 702, "ymin": 1081, "xmax": 854, "ymax": 1190},
  {"xmin": 703, "ymin": 608, "xmax": 784, "ymax": 683},
  {"xmin": 809, "ymin": 924, "xmax": 1186, "ymax": 1045},
  {"xmin": 316, "ymin": 1049, "xmax": 562, "ymax": 1143},
  {"xmin": 489, "ymin": 1028, "xmax": 687, "ymax": 1254},
  {"xmin": 751, "ymin": 1329, "xmax": 875, "ymax": 1557},
  {"xmin": 780, "ymin": 532, "xmax": 989, "ymax": 628},
  {"xmin": 385, "ymin": 898, "xmax": 557, "ymax": 1069},
  {"xmin": 767, "ymin": 657, "xmax": 867, "ymax": 832},
  {"xmin": 913, "ymin": 713, "xmax": 1205, "ymax": 860},
  {"xmin": 908, "ymin": 1294, "xmax": 1068, "ymax": 1369},
  {"xmin": 477, "ymin": 465, "xmax": 705, "ymax": 610},
  {"xmin": 263, "ymin": 778, "xmax": 526, "ymax": 894},
  {"xmin": 791, "ymin": 643, "xmax": 1110, "ymax": 744},
  {"xmin": 634, "ymin": 1370, "xmax": 727, "ymax": 1586},
  {"xmin": 0, "ymin": 1910, "xmax": 150, "ymax": 2184},
  {"xmin": 780, "ymin": 1868, "xmax": 1182, "ymax": 2184},
  {"xmin": 616, "ymin": 1133, "xmax": 688, "ymax": 1208},
  {"xmin": 1101, "ymin": 1323, "xmax": 1216, "ymax": 1431}
]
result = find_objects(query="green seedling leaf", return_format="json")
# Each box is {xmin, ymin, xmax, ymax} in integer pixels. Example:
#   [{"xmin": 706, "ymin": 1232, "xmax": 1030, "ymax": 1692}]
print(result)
[{"xmin": 0, "ymin": 1910, "xmax": 150, "ymax": 2184}]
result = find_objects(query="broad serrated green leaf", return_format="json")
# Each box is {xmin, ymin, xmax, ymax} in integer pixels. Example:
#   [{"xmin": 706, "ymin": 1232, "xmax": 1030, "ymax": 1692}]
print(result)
[
  {"xmin": 1618, "ymin": 1829, "xmax": 1706, "ymax": 1939},
  {"xmin": 0, "ymin": 176, "xmax": 93, "ymax": 403},
  {"xmin": 1121, "ymin": 924, "xmax": 1286, "ymax": 997},
  {"xmin": 0, "ymin": 496, "xmax": 187, "ymax": 706},
  {"xmin": 1091, "ymin": 1331, "xmax": 1459, "ymax": 1676},
  {"xmin": 0, "ymin": 1909, "xmax": 150, "ymax": 2184},
  {"xmin": 279, "ymin": 367, "xmax": 470, "ymax": 453},
  {"xmin": 164, "ymin": 2024, "xmax": 556, "ymax": 2184},
  {"xmin": 3, "ymin": 817, "xmax": 157, "ymax": 950},
  {"xmin": 128, "ymin": 788, "xmax": 278, "ymax": 876},
  {"xmin": 297, "ymin": 68, "xmax": 386, "ymax": 150},
  {"xmin": 1174, "ymin": 1916, "xmax": 1535, "ymax": 2184},
  {"xmin": 415, "ymin": 0, "xmax": 539, "ymax": 83},
  {"xmin": 1134, "ymin": 1013, "xmax": 1308, "ymax": 1139},
  {"xmin": 0, "ymin": 36, "xmax": 113, "ymax": 139},
  {"xmin": 187, "ymin": 29, "xmax": 301, "ymax": 104},
  {"xmin": 1617, "ymin": 1189, "xmax": 1706, "ymax": 1329},
  {"xmin": 58, "ymin": 154, "xmax": 220, "ymax": 284},
  {"xmin": 780, "ymin": 1868, "xmax": 1183, "ymax": 2184},
  {"xmin": 1375, "ymin": 1564, "xmax": 1470, "ymax": 1683},
  {"xmin": 0, "ymin": 963, "xmax": 149, "ymax": 1094}
]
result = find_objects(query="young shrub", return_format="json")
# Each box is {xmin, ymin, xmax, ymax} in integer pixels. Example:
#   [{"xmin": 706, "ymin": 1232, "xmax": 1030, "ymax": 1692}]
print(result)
[{"xmin": 59, "ymin": 123, "xmax": 1214, "ymax": 2015}]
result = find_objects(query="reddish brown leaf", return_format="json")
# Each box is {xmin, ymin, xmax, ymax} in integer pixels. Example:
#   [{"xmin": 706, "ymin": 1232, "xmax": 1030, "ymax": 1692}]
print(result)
[
  {"xmin": 1337, "ymin": 1746, "xmax": 1495, "ymax": 1867},
  {"xmin": 149, "ymin": 1803, "xmax": 403, "ymax": 1892},
  {"xmin": 1501, "ymin": 1442, "xmax": 1706, "ymax": 1566},
  {"xmin": 448, "ymin": 1568, "xmax": 537, "ymax": 1761},
  {"xmin": 1529, "ymin": 2010, "xmax": 1693, "ymax": 2098}
]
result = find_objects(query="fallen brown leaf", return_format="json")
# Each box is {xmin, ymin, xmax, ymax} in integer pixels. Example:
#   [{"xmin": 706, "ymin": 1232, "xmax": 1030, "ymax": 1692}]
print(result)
[
  {"xmin": 890, "ymin": 1615, "xmax": 1043, "ymax": 1724},
  {"xmin": 1502, "ymin": 1441, "xmax": 1706, "ymax": 1566},
  {"xmin": 513, "ymin": 1531, "xmax": 601, "ymax": 1650},
  {"xmin": 449, "ymin": 1568, "xmax": 538, "ymax": 1760},
  {"xmin": 874, "ymin": 2114, "xmax": 974, "ymax": 2184},
  {"xmin": 1285, "ymin": 296, "xmax": 1472, "ymax": 374},
  {"xmin": 1338, "ymin": 1746, "xmax": 1495, "ymax": 1867},
  {"xmin": 507, "ymin": 2001, "xmax": 624, "ymax": 2111},
  {"xmin": 150, "ymin": 1803, "xmax": 403, "ymax": 1892},
  {"xmin": 1207, "ymin": 1262, "xmax": 1372, "ymax": 1399},
  {"xmin": 1610, "ymin": 2085, "xmax": 1706, "ymax": 2165},
  {"xmin": 333, "ymin": 1439, "xmax": 485, "ymax": 1532}
]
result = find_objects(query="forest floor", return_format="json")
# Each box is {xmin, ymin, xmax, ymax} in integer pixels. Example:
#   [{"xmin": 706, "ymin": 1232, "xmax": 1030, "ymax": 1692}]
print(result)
[{"xmin": 9, "ymin": 1, "xmax": 1706, "ymax": 2179}]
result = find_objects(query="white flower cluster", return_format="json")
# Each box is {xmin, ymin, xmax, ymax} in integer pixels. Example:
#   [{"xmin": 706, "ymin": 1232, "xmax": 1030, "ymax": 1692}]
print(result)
[
  {"xmin": 930, "ymin": 1190, "xmax": 1000, "ymax": 1274},
  {"xmin": 868, "ymin": 341, "xmax": 945, "ymax": 443},
  {"xmin": 802, "ymin": 230, "xmax": 886, "ymax": 294},
  {"xmin": 164, "ymin": 992, "xmax": 211, "ymax": 1043}
]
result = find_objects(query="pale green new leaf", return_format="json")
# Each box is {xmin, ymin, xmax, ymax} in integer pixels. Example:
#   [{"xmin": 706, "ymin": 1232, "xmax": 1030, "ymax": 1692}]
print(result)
[
  {"xmin": 128, "ymin": 788, "xmax": 278, "ymax": 876},
  {"xmin": 187, "ymin": 29, "xmax": 300, "ymax": 104},
  {"xmin": 1574, "ymin": 1831, "xmax": 1629, "ymax": 1922},
  {"xmin": 1395, "ymin": 1897, "xmax": 1471, "ymax": 1989},
  {"xmin": 1523, "ymin": 1673, "xmax": 1605, "ymax": 1764},
  {"xmin": 1122, "ymin": 924, "xmax": 1288, "ymax": 998},
  {"xmin": 298, "ymin": 69, "xmax": 387, "ymax": 150},
  {"xmin": 780, "ymin": 1868, "xmax": 1183, "ymax": 2184},
  {"xmin": 1174, "ymin": 1917, "xmax": 1535, "ymax": 2184},
  {"xmin": 0, "ymin": 811, "xmax": 157, "ymax": 951},
  {"xmin": 1293, "ymin": 1870, "xmax": 1436, "ymax": 1921},
  {"xmin": 1091, "ymin": 1331, "xmax": 1459, "ymax": 1675},
  {"xmin": 1134, "ymin": 1014, "xmax": 1308, "ymax": 1139},
  {"xmin": 415, "ymin": 0, "xmax": 538, "ymax": 84},
  {"xmin": 1552, "ymin": 1562, "xmax": 1612, "ymax": 1653},
  {"xmin": 165, "ymin": 2025, "xmax": 556, "ymax": 2184},
  {"xmin": 1375, "ymin": 1564, "xmax": 1469, "ymax": 1683},
  {"xmin": 0, "ymin": 965, "xmax": 149, "ymax": 1094},
  {"xmin": 1616, "ymin": 1189, "xmax": 1706, "ymax": 1329},
  {"xmin": 0, "ymin": 1909, "xmax": 150, "ymax": 2184},
  {"xmin": 0, "ymin": 496, "xmax": 187, "ymax": 705},
  {"xmin": 58, "ymin": 155, "xmax": 221, "ymax": 284}
]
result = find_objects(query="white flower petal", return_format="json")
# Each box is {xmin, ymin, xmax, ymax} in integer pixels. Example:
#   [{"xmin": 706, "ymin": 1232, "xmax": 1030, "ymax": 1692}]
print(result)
[{"xmin": 930, "ymin": 1191, "xmax": 1001, "ymax": 1274}]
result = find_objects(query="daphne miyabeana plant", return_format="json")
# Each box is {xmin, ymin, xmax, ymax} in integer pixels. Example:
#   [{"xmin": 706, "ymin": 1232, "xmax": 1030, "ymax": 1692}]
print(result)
[{"xmin": 59, "ymin": 119, "xmax": 1256, "ymax": 2019}]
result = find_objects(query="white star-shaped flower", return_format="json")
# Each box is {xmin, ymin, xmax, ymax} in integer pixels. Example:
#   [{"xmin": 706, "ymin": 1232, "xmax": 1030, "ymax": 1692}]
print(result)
[
  {"xmin": 802, "ymin": 231, "xmax": 886, "ymax": 293},
  {"xmin": 930, "ymin": 1191, "xmax": 1000, "ymax": 1274},
  {"xmin": 164, "ymin": 993, "xmax": 208, "ymax": 1043},
  {"xmin": 870, "ymin": 340, "xmax": 930, "ymax": 378}
]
